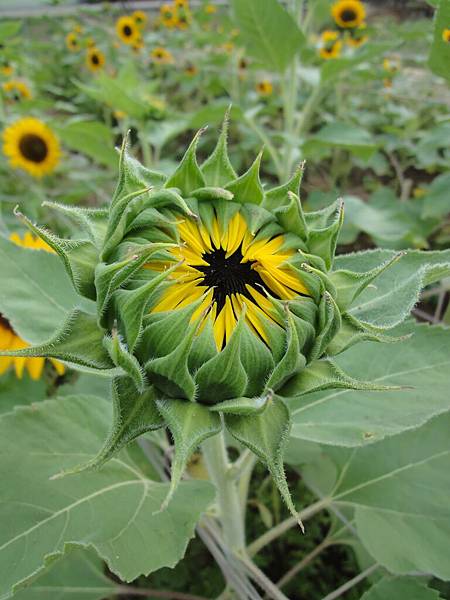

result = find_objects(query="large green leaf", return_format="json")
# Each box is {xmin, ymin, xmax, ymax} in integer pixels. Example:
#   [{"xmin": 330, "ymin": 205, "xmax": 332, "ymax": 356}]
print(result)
[
  {"xmin": 56, "ymin": 120, "xmax": 118, "ymax": 169},
  {"xmin": 360, "ymin": 577, "xmax": 443, "ymax": 600},
  {"xmin": 334, "ymin": 248, "xmax": 450, "ymax": 328},
  {"xmin": 0, "ymin": 236, "xmax": 91, "ymax": 344},
  {"xmin": 12, "ymin": 549, "xmax": 117, "ymax": 600},
  {"xmin": 0, "ymin": 20, "xmax": 21, "ymax": 42},
  {"xmin": 428, "ymin": 0, "xmax": 450, "ymax": 81},
  {"xmin": 321, "ymin": 43, "xmax": 396, "ymax": 83},
  {"xmin": 303, "ymin": 123, "xmax": 377, "ymax": 161},
  {"xmin": 231, "ymin": 0, "xmax": 305, "ymax": 72},
  {"xmin": 0, "ymin": 395, "xmax": 214, "ymax": 598},
  {"xmin": 290, "ymin": 323, "xmax": 450, "ymax": 446},
  {"xmin": 0, "ymin": 373, "xmax": 46, "ymax": 416}
]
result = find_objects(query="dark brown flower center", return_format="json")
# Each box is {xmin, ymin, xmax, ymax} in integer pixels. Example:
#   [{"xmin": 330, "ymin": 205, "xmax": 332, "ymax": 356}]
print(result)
[
  {"xmin": 123, "ymin": 25, "xmax": 132, "ymax": 36},
  {"xmin": 91, "ymin": 53, "xmax": 100, "ymax": 65},
  {"xmin": 19, "ymin": 134, "xmax": 48, "ymax": 163},
  {"xmin": 341, "ymin": 8, "xmax": 356, "ymax": 22}
]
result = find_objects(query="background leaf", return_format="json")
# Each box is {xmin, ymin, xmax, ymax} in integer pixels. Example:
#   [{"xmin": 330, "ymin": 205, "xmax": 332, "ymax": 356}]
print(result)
[
  {"xmin": 0, "ymin": 394, "xmax": 214, "ymax": 598},
  {"xmin": 428, "ymin": 0, "xmax": 450, "ymax": 81},
  {"xmin": 231, "ymin": 0, "xmax": 305, "ymax": 72},
  {"xmin": 303, "ymin": 123, "xmax": 377, "ymax": 161},
  {"xmin": 360, "ymin": 577, "xmax": 443, "ymax": 600},
  {"xmin": 56, "ymin": 120, "xmax": 118, "ymax": 169}
]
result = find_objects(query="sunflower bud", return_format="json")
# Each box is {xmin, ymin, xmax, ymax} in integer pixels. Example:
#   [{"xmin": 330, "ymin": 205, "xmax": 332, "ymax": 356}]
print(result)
[{"xmin": 2, "ymin": 113, "xmax": 402, "ymax": 519}]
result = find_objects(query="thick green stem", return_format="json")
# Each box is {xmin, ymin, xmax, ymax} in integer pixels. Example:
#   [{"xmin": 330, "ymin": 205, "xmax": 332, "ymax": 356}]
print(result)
[{"xmin": 202, "ymin": 432, "xmax": 246, "ymax": 555}]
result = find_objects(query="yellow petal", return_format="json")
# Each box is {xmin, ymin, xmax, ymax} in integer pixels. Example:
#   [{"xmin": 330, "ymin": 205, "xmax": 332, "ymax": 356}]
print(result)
[
  {"xmin": 26, "ymin": 357, "xmax": 45, "ymax": 380},
  {"xmin": 50, "ymin": 358, "xmax": 66, "ymax": 375}
]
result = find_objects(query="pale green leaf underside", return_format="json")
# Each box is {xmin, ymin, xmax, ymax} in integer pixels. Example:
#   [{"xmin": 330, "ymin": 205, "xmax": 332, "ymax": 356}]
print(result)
[
  {"xmin": 360, "ymin": 577, "xmax": 443, "ymax": 600},
  {"xmin": 0, "ymin": 395, "xmax": 214, "ymax": 599},
  {"xmin": 290, "ymin": 323, "xmax": 450, "ymax": 446}
]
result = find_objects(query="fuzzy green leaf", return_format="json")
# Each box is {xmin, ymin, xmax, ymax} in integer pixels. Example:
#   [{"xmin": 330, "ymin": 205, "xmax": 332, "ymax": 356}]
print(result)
[
  {"xmin": 103, "ymin": 335, "xmax": 145, "ymax": 392},
  {"xmin": 225, "ymin": 152, "xmax": 264, "ymax": 205},
  {"xmin": 201, "ymin": 109, "xmax": 237, "ymax": 186},
  {"xmin": 360, "ymin": 578, "xmax": 443, "ymax": 600},
  {"xmin": 210, "ymin": 393, "xmax": 270, "ymax": 416},
  {"xmin": 165, "ymin": 130, "xmax": 206, "ymax": 195},
  {"xmin": 156, "ymin": 399, "xmax": 222, "ymax": 509},
  {"xmin": 0, "ymin": 395, "xmax": 214, "ymax": 597}
]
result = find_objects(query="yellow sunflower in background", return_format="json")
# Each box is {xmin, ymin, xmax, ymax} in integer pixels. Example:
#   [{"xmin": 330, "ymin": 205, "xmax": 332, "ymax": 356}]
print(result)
[
  {"xmin": 0, "ymin": 316, "xmax": 65, "ymax": 380},
  {"xmin": 347, "ymin": 23, "xmax": 368, "ymax": 47},
  {"xmin": 132, "ymin": 10, "xmax": 148, "ymax": 28},
  {"xmin": 332, "ymin": 0, "xmax": 365, "ymax": 29},
  {"xmin": 86, "ymin": 47, "xmax": 105, "ymax": 72},
  {"xmin": 256, "ymin": 79, "xmax": 273, "ymax": 96},
  {"xmin": 184, "ymin": 63, "xmax": 198, "ymax": 76},
  {"xmin": 1, "ymin": 62, "xmax": 13, "ymax": 77},
  {"xmin": 175, "ymin": 0, "xmax": 189, "ymax": 6},
  {"xmin": 116, "ymin": 15, "xmax": 141, "ymax": 45},
  {"xmin": 383, "ymin": 57, "xmax": 400, "ymax": 74},
  {"xmin": 2, "ymin": 117, "xmax": 60, "ymax": 178},
  {"xmin": 73, "ymin": 24, "xmax": 83, "ymax": 34},
  {"xmin": 132, "ymin": 38, "xmax": 145, "ymax": 53},
  {"xmin": 65, "ymin": 32, "xmax": 80, "ymax": 52},
  {"xmin": 442, "ymin": 28, "xmax": 450, "ymax": 43},
  {"xmin": 10, "ymin": 231, "xmax": 54, "ymax": 253},
  {"xmin": 149, "ymin": 213, "xmax": 308, "ymax": 350},
  {"xmin": 319, "ymin": 31, "xmax": 342, "ymax": 59},
  {"xmin": 2, "ymin": 80, "xmax": 32, "ymax": 101},
  {"xmin": 176, "ymin": 9, "xmax": 192, "ymax": 30},
  {"xmin": 205, "ymin": 3, "xmax": 217, "ymax": 14},
  {"xmin": 151, "ymin": 47, "xmax": 174, "ymax": 65},
  {"xmin": 160, "ymin": 3, "xmax": 178, "ymax": 28}
]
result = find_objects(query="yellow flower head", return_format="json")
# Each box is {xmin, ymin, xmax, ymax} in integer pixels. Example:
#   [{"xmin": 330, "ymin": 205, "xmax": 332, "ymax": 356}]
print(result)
[
  {"xmin": 132, "ymin": 38, "xmax": 145, "ymax": 52},
  {"xmin": 2, "ymin": 80, "xmax": 32, "ymax": 101},
  {"xmin": 10, "ymin": 231, "xmax": 54, "ymax": 253},
  {"xmin": 320, "ymin": 31, "xmax": 342, "ymax": 59},
  {"xmin": 149, "ymin": 212, "xmax": 309, "ymax": 350},
  {"xmin": 256, "ymin": 79, "xmax": 273, "ymax": 96},
  {"xmin": 65, "ymin": 31, "xmax": 80, "ymax": 52},
  {"xmin": 160, "ymin": 3, "xmax": 178, "ymax": 28},
  {"xmin": 74, "ymin": 24, "xmax": 83, "ymax": 33},
  {"xmin": 176, "ymin": 10, "xmax": 192, "ymax": 30},
  {"xmin": 221, "ymin": 42, "xmax": 234, "ymax": 54},
  {"xmin": 113, "ymin": 110, "xmax": 127, "ymax": 120},
  {"xmin": 332, "ymin": 0, "xmax": 366, "ymax": 28},
  {"xmin": 175, "ymin": 0, "xmax": 189, "ymax": 7},
  {"xmin": 132, "ymin": 10, "xmax": 148, "ymax": 27},
  {"xmin": 185, "ymin": 63, "xmax": 198, "ymax": 76},
  {"xmin": 2, "ymin": 117, "xmax": 61, "ymax": 178},
  {"xmin": 347, "ymin": 24, "xmax": 368, "ymax": 47},
  {"xmin": 1, "ymin": 63, "xmax": 14, "ymax": 77},
  {"xmin": 116, "ymin": 15, "xmax": 141, "ymax": 44},
  {"xmin": 86, "ymin": 47, "xmax": 105, "ymax": 72},
  {"xmin": 442, "ymin": 28, "xmax": 450, "ymax": 43},
  {"xmin": 383, "ymin": 57, "xmax": 400, "ymax": 74},
  {"xmin": 151, "ymin": 47, "xmax": 174, "ymax": 65},
  {"xmin": 205, "ymin": 3, "xmax": 217, "ymax": 14},
  {"xmin": 0, "ymin": 315, "xmax": 65, "ymax": 380}
]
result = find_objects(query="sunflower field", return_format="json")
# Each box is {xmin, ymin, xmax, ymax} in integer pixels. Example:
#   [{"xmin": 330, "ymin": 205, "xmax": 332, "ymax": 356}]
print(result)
[{"xmin": 0, "ymin": 0, "xmax": 450, "ymax": 598}]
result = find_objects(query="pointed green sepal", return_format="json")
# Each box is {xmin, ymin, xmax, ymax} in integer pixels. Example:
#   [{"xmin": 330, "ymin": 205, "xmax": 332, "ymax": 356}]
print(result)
[
  {"xmin": 201, "ymin": 107, "xmax": 237, "ymax": 186},
  {"xmin": 42, "ymin": 201, "xmax": 109, "ymax": 248},
  {"xmin": 210, "ymin": 390, "xmax": 272, "ymax": 416},
  {"xmin": 103, "ymin": 331, "xmax": 146, "ymax": 392},
  {"xmin": 281, "ymin": 357, "xmax": 404, "ymax": 397},
  {"xmin": 274, "ymin": 191, "xmax": 308, "ymax": 241},
  {"xmin": 195, "ymin": 310, "xmax": 248, "ymax": 404},
  {"xmin": 0, "ymin": 309, "xmax": 113, "ymax": 372},
  {"xmin": 165, "ymin": 128, "xmax": 206, "ymax": 195},
  {"xmin": 156, "ymin": 399, "xmax": 222, "ymax": 510},
  {"xmin": 266, "ymin": 308, "xmax": 306, "ymax": 391},
  {"xmin": 262, "ymin": 161, "xmax": 305, "ymax": 211},
  {"xmin": 307, "ymin": 200, "xmax": 344, "ymax": 271},
  {"xmin": 190, "ymin": 187, "xmax": 234, "ymax": 202},
  {"xmin": 225, "ymin": 151, "xmax": 264, "ymax": 205},
  {"xmin": 330, "ymin": 251, "xmax": 404, "ymax": 311},
  {"xmin": 14, "ymin": 208, "xmax": 98, "ymax": 300},
  {"xmin": 308, "ymin": 292, "xmax": 342, "ymax": 362},
  {"xmin": 51, "ymin": 376, "xmax": 164, "ymax": 479},
  {"xmin": 225, "ymin": 395, "xmax": 304, "ymax": 532}
]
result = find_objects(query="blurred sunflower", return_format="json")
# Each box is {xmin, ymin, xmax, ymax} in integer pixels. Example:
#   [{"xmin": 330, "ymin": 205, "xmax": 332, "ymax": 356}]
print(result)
[
  {"xmin": 0, "ymin": 315, "xmax": 65, "ymax": 380},
  {"xmin": 347, "ymin": 24, "xmax": 368, "ymax": 47},
  {"xmin": 442, "ymin": 28, "xmax": 450, "ymax": 43},
  {"xmin": 175, "ymin": 0, "xmax": 189, "ymax": 6},
  {"xmin": 176, "ymin": 10, "xmax": 192, "ymax": 30},
  {"xmin": 151, "ymin": 47, "xmax": 174, "ymax": 65},
  {"xmin": 10, "ymin": 231, "xmax": 54, "ymax": 252},
  {"xmin": 1, "ymin": 62, "xmax": 13, "ymax": 77},
  {"xmin": 383, "ymin": 57, "xmax": 400, "ymax": 74},
  {"xmin": 332, "ymin": 0, "xmax": 365, "ymax": 29},
  {"xmin": 116, "ymin": 16, "xmax": 141, "ymax": 45},
  {"xmin": 319, "ymin": 31, "xmax": 342, "ymax": 59},
  {"xmin": 2, "ymin": 80, "xmax": 32, "ymax": 101},
  {"xmin": 132, "ymin": 10, "xmax": 148, "ymax": 28},
  {"xmin": 73, "ymin": 24, "xmax": 83, "ymax": 34},
  {"xmin": 86, "ymin": 47, "xmax": 105, "ymax": 72},
  {"xmin": 205, "ymin": 3, "xmax": 217, "ymax": 14},
  {"xmin": 256, "ymin": 79, "xmax": 273, "ymax": 96},
  {"xmin": 160, "ymin": 4, "xmax": 178, "ymax": 28},
  {"xmin": 132, "ymin": 38, "xmax": 145, "ymax": 53},
  {"xmin": 221, "ymin": 42, "xmax": 234, "ymax": 54},
  {"xmin": 2, "ymin": 117, "xmax": 60, "ymax": 178},
  {"xmin": 65, "ymin": 32, "xmax": 80, "ymax": 52},
  {"xmin": 184, "ymin": 62, "xmax": 198, "ymax": 76}
]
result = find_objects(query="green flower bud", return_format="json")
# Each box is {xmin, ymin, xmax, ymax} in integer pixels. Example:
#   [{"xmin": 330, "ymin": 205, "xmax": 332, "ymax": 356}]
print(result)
[{"xmin": 2, "ymin": 112, "xmax": 402, "ymax": 523}]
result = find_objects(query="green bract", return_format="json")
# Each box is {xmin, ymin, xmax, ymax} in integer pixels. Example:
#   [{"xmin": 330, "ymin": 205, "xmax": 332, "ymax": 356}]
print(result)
[{"xmin": 2, "ymin": 114, "xmax": 403, "ymax": 523}]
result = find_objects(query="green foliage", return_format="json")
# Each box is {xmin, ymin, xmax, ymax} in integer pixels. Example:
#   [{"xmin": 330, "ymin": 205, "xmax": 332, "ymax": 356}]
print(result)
[{"xmin": 429, "ymin": 0, "xmax": 450, "ymax": 81}]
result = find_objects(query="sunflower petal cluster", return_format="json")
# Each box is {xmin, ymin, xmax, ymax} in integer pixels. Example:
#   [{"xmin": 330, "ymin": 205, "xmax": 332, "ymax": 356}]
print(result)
[{"xmin": 2, "ymin": 115, "xmax": 403, "ymax": 517}]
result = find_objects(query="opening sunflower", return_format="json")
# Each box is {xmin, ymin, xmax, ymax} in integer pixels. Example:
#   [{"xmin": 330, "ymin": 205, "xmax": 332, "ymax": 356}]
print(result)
[
  {"xmin": 149, "ymin": 211, "xmax": 309, "ymax": 350},
  {"xmin": 151, "ymin": 47, "xmax": 174, "ymax": 65},
  {"xmin": 442, "ymin": 28, "xmax": 450, "ymax": 43},
  {"xmin": 65, "ymin": 32, "xmax": 80, "ymax": 52},
  {"xmin": 2, "ymin": 80, "xmax": 32, "ymax": 102},
  {"xmin": 331, "ymin": 0, "xmax": 365, "ymax": 29},
  {"xmin": 2, "ymin": 117, "xmax": 60, "ymax": 178},
  {"xmin": 160, "ymin": 4, "xmax": 178, "ymax": 28},
  {"xmin": 256, "ymin": 80, "xmax": 273, "ymax": 96}
]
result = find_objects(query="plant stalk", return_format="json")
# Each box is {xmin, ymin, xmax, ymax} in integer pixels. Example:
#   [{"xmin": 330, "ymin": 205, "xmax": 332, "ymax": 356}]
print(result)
[{"xmin": 202, "ymin": 432, "xmax": 246, "ymax": 555}]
